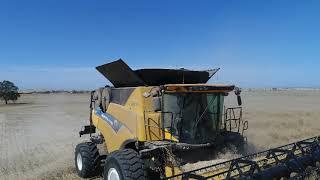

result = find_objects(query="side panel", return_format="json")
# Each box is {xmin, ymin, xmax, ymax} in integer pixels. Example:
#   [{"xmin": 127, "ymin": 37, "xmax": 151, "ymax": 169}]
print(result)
[
  {"xmin": 124, "ymin": 87, "xmax": 158, "ymax": 141},
  {"xmin": 92, "ymin": 105, "xmax": 136, "ymax": 153},
  {"xmin": 92, "ymin": 109, "xmax": 100, "ymax": 127},
  {"xmin": 107, "ymin": 103, "xmax": 138, "ymax": 135},
  {"xmin": 126, "ymin": 87, "xmax": 177, "ymax": 142},
  {"xmin": 94, "ymin": 86, "xmax": 168, "ymax": 149},
  {"xmin": 144, "ymin": 112, "xmax": 162, "ymax": 141},
  {"xmin": 98, "ymin": 119, "xmax": 135, "ymax": 152}
]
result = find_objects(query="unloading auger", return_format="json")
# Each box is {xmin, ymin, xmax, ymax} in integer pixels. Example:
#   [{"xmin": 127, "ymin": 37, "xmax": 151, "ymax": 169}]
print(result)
[{"xmin": 169, "ymin": 136, "xmax": 320, "ymax": 180}]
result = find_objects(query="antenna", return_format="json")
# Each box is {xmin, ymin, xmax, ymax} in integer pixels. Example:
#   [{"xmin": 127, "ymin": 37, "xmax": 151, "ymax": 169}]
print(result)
[{"xmin": 180, "ymin": 68, "xmax": 185, "ymax": 84}]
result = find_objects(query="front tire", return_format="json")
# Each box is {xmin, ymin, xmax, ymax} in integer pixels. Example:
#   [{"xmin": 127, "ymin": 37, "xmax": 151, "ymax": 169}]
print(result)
[
  {"xmin": 75, "ymin": 142, "xmax": 101, "ymax": 178},
  {"xmin": 104, "ymin": 149, "xmax": 145, "ymax": 180}
]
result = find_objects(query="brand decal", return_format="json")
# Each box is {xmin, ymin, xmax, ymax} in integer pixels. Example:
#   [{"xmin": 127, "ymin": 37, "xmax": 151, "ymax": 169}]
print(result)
[{"xmin": 95, "ymin": 109, "xmax": 122, "ymax": 132}]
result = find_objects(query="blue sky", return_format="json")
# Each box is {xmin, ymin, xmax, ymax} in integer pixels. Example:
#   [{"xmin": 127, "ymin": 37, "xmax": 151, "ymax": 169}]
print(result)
[{"xmin": 0, "ymin": 0, "xmax": 319, "ymax": 90}]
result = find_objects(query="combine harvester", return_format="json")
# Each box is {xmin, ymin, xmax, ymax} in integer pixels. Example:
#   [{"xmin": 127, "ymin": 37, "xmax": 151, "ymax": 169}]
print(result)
[{"xmin": 75, "ymin": 59, "xmax": 320, "ymax": 180}]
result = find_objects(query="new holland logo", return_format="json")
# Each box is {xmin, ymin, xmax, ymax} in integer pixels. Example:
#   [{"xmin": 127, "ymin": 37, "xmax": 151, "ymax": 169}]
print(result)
[{"xmin": 95, "ymin": 109, "xmax": 122, "ymax": 132}]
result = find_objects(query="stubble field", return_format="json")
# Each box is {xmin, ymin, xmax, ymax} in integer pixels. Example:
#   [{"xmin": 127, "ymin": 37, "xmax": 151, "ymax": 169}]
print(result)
[{"xmin": 0, "ymin": 90, "xmax": 320, "ymax": 179}]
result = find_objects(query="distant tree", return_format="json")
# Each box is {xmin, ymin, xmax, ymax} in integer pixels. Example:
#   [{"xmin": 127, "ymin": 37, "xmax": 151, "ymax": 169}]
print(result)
[{"xmin": 0, "ymin": 80, "xmax": 20, "ymax": 104}]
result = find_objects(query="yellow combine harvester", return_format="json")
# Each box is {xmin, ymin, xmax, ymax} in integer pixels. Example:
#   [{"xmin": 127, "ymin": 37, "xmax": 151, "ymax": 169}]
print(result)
[{"xmin": 75, "ymin": 59, "xmax": 320, "ymax": 180}]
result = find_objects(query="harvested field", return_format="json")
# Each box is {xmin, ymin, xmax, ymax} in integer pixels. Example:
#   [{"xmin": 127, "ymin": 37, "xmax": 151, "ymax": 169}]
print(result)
[
  {"xmin": 0, "ymin": 94, "xmax": 89, "ymax": 180},
  {"xmin": 239, "ymin": 90, "xmax": 320, "ymax": 150},
  {"xmin": 0, "ymin": 90, "xmax": 320, "ymax": 179}
]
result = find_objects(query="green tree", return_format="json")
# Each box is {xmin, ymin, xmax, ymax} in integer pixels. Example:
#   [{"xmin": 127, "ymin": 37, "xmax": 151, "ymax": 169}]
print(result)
[{"xmin": 0, "ymin": 80, "xmax": 20, "ymax": 104}]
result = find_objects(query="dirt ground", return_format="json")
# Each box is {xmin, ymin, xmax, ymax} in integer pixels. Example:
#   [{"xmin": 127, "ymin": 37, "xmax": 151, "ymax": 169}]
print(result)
[
  {"xmin": 239, "ymin": 90, "xmax": 320, "ymax": 150},
  {"xmin": 1, "ymin": 90, "xmax": 320, "ymax": 179},
  {"xmin": 0, "ymin": 94, "xmax": 88, "ymax": 180}
]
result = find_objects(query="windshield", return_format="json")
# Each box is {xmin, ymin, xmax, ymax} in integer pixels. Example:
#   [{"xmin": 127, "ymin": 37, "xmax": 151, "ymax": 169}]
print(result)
[{"xmin": 163, "ymin": 93, "xmax": 224, "ymax": 144}]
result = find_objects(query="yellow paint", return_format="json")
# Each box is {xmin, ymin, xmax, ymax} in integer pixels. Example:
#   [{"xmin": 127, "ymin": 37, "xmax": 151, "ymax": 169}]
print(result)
[
  {"xmin": 124, "ymin": 87, "xmax": 152, "ymax": 141},
  {"xmin": 165, "ymin": 166, "xmax": 182, "ymax": 179},
  {"xmin": 144, "ymin": 112, "xmax": 162, "ymax": 141},
  {"xmin": 94, "ymin": 87, "xmax": 168, "ymax": 153},
  {"xmin": 164, "ymin": 129, "xmax": 178, "ymax": 142},
  {"xmin": 91, "ymin": 109, "xmax": 136, "ymax": 152},
  {"xmin": 107, "ymin": 103, "xmax": 138, "ymax": 135},
  {"xmin": 92, "ymin": 110, "xmax": 99, "ymax": 127}
]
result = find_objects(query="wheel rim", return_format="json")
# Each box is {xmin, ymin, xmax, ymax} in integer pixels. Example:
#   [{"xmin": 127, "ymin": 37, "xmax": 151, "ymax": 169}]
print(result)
[
  {"xmin": 107, "ymin": 168, "xmax": 120, "ymax": 180},
  {"xmin": 76, "ymin": 153, "xmax": 83, "ymax": 171}
]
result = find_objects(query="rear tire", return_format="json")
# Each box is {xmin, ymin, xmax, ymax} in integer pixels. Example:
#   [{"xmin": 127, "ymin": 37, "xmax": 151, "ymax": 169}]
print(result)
[
  {"xmin": 103, "ymin": 149, "xmax": 145, "ymax": 180},
  {"xmin": 75, "ymin": 142, "xmax": 102, "ymax": 178}
]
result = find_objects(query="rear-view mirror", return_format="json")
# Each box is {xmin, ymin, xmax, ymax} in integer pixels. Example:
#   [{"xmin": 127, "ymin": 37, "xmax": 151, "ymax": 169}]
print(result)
[{"xmin": 237, "ymin": 95, "xmax": 242, "ymax": 106}]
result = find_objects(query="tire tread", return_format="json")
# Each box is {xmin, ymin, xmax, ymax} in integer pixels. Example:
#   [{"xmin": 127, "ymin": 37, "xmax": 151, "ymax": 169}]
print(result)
[
  {"xmin": 104, "ymin": 149, "xmax": 145, "ymax": 180},
  {"xmin": 75, "ymin": 142, "xmax": 101, "ymax": 178}
]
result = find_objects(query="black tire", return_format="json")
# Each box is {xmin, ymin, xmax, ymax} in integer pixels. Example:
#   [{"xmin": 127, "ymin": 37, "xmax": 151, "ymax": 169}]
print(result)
[
  {"xmin": 75, "ymin": 142, "xmax": 102, "ymax": 178},
  {"xmin": 103, "ymin": 149, "xmax": 145, "ymax": 180}
]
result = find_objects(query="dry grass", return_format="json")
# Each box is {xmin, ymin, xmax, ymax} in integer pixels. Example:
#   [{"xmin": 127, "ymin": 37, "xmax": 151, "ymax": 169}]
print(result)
[
  {"xmin": 1, "ymin": 90, "xmax": 320, "ymax": 179},
  {"xmin": 0, "ymin": 94, "xmax": 90, "ymax": 180},
  {"xmin": 181, "ymin": 147, "xmax": 240, "ymax": 172},
  {"xmin": 238, "ymin": 90, "xmax": 320, "ymax": 150}
]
